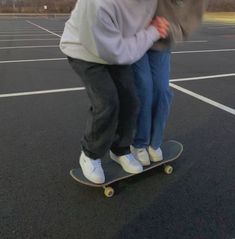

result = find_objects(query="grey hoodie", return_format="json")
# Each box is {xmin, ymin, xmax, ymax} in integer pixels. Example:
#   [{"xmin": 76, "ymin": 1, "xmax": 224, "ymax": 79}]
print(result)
[
  {"xmin": 60, "ymin": 0, "xmax": 160, "ymax": 65},
  {"xmin": 153, "ymin": 0, "xmax": 208, "ymax": 50}
]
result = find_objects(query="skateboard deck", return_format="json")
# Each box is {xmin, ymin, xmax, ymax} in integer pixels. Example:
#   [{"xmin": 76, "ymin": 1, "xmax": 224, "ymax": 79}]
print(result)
[{"xmin": 70, "ymin": 140, "xmax": 183, "ymax": 197}]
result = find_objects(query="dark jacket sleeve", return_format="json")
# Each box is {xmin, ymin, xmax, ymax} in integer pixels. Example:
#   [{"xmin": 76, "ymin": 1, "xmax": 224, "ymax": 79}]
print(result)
[{"xmin": 152, "ymin": 0, "xmax": 209, "ymax": 50}]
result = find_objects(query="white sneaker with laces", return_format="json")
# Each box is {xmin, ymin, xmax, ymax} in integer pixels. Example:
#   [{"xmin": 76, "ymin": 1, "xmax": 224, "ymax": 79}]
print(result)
[
  {"xmin": 147, "ymin": 146, "xmax": 163, "ymax": 162},
  {"xmin": 130, "ymin": 146, "xmax": 151, "ymax": 166},
  {"xmin": 110, "ymin": 151, "xmax": 143, "ymax": 174},
  {"xmin": 79, "ymin": 151, "xmax": 105, "ymax": 184}
]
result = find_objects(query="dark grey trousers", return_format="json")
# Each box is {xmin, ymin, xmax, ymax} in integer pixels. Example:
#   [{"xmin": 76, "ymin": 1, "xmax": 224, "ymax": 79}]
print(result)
[{"xmin": 68, "ymin": 57, "xmax": 140, "ymax": 159}]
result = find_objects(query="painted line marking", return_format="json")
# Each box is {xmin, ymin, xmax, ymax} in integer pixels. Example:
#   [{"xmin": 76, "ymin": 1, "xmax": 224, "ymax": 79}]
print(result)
[
  {"xmin": 0, "ymin": 58, "xmax": 66, "ymax": 64},
  {"xmin": 208, "ymin": 26, "xmax": 235, "ymax": 29},
  {"xmin": 170, "ymin": 73, "xmax": 235, "ymax": 82},
  {"xmin": 0, "ymin": 30, "xmax": 63, "ymax": 34},
  {"xmin": 0, "ymin": 87, "xmax": 85, "ymax": 98},
  {"xmin": 0, "ymin": 30, "xmax": 63, "ymax": 33},
  {"xmin": 0, "ymin": 46, "xmax": 234, "ymax": 54},
  {"xmin": 0, "ymin": 57, "xmax": 234, "ymax": 84},
  {"xmin": 26, "ymin": 20, "xmax": 61, "ymax": 38},
  {"xmin": 0, "ymin": 45, "xmax": 58, "ymax": 50},
  {"xmin": 173, "ymin": 48, "xmax": 235, "ymax": 54},
  {"xmin": 0, "ymin": 34, "xmax": 60, "ymax": 37},
  {"xmin": 0, "ymin": 38, "xmax": 59, "ymax": 42},
  {"xmin": 170, "ymin": 83, "xmax": 235, "ymax": 115},
  {"xmin": 1, "ymin": 83, "xmax": 234, "ymax": 116},
  {"xmin": 176, "ymin": 40, "xmax": 208, "ymax": 43}
]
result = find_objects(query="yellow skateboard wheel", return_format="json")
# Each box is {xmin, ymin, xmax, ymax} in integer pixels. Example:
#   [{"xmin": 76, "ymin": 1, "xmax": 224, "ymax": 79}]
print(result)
[
  {"xmin": 104, "ymin": 187, "xmax": 115, "ymax": 198},
  {"xmin": 164, "ymin": 165, "xmax": 173, "ymax": 175}
]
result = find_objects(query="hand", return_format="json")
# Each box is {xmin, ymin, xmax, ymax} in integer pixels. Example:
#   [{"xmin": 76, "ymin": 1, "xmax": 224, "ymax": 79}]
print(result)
[{"xmin": 151, "ymin": 16, "xmax": 170, "ymax": 39}]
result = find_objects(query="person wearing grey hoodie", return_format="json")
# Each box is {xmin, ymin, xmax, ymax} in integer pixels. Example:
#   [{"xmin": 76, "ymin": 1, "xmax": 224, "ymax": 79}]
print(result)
[
  {"xmin": 131, "ymin": 0, "xmax": 208, "ymax": 165},
  {"xmin": 60, "ymin": 0, "xmax": 169, "ymax": 184}
]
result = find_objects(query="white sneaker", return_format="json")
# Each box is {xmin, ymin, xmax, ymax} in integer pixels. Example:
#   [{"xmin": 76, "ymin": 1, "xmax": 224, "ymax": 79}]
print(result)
[
  {"xmin": 79, "ymin": 152, "xmax": 105, "ymax": 184},
  {"xmin": 130, "ymin": 146, "xmax": 151, "ymax": 166},
  {"xmin": 110, "ymin": 151, "xmax": 143, "ymax": 174},
  {"xmin": 147, "ymin": 146, "xmax": 163, "ymax": 162}
]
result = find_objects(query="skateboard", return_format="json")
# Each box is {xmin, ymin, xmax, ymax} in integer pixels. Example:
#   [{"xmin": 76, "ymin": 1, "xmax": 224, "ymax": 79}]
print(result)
[{"xmin": 70, "ymin": 140, "xmax": 183, "ymax": 198}]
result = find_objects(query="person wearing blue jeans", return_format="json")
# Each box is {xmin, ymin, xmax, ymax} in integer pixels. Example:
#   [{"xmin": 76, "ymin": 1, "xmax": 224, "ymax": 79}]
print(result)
[
  {"xmin": 130, "ymin": 0, "xmax": 207, "ymax": 165},
  {"xmin": 131, "ymin": 49, "xmax": 172, "ymax": 165}
]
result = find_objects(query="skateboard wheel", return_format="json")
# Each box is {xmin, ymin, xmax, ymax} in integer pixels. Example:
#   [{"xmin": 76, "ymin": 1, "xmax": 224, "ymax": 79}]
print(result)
[
  {"xmin": 104, "ymin": 187, "xmax": 115, "ymax": 198},
  {"xmin": 164, "ymin": 165, "xmax": 173, "ymax": 175}
]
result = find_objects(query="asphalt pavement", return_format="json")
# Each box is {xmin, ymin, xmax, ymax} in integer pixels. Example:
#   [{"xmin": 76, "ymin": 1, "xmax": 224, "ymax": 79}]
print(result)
[{"xmin": 0, "ymin": 17, "xmax": 235, "ymax": 239}]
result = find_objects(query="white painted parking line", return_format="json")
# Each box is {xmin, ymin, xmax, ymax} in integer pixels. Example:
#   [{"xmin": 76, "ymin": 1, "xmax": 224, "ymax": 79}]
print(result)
[
  {"xmin": 1, "ymin": 82, "xmax": 234, "ymax": 116},
  {"xmin": 173, "ymin": 49, "xmax": 235, "ymax": 54},
  {"xmin": 170, "ymin": 73, "xmax": 235, "ymax": 82},
  {"xmin": 0, "ymin": 29, "xmax": 37, "ymax": 31},
  {"xmin": 0, "ymin": 31, "xmax": 44, "ymax": 34},
  {"xmin": 0, "ymin": 87, "xmax": 85, "ymax": 98},
  {"xmin": 0, "ymin": 58, "xmax": 66, "ymax": 64},
  {"xmin": 0, "ymin": 45, "xmax": 58, "ymax": 50},
  {"xmin": 26, "ymin": 20, "xmax": 61, "ymax": 38},
  {"xmin": 0, "ymin": 56, "xmax": 234, "ymax": 86},
  {"xmin": 208, "ymin": 26, "xmax": 235, "ymax": 29},
  {"xmin": 0, "ymin": 34, "xmax": 60, "ymax": 37},
  {"xmin": 0, "ymin": 46, "xmax": 234, "ymax": 53},
  {"xmin": 0, "ymin": 57, "xmax": 234, "ymax": 84},
  {"xmin": 170, "ymin": 83, "xmax": 235, "ymax": 115},
  {"xmin": 0, "ymin": 38, "xmax": 59, "ymax": 42},
  {"xmin": 176, "ymin": 40, "xmax": 208, "ymax": 43},
  {"xmin": 0, "ymin": 30, "xmax": 64, "ymax": 33}
]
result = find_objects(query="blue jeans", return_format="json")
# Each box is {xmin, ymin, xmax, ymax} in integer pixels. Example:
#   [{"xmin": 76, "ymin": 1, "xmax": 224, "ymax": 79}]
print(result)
[{"xmin": 132, "ymin": 49, "xmax": 173, "ymax": 149}]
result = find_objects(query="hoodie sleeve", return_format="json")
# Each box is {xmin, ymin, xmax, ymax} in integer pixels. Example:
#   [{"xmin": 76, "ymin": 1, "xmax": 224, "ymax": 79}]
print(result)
[{"xmin": 90, "ymin": 8, "xmax": 160, "ymax": 65}]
